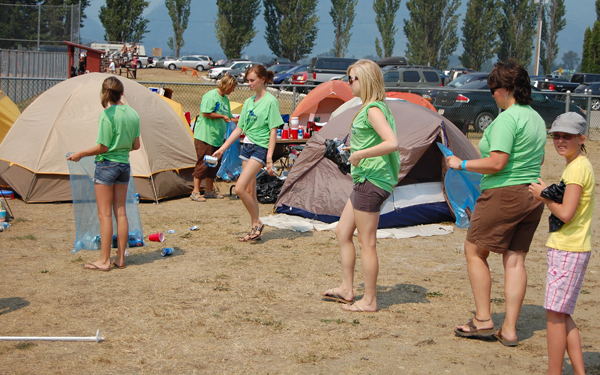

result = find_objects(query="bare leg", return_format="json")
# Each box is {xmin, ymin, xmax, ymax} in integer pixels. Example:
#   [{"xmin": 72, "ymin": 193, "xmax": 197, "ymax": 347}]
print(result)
[
  {"xmin": 193, "ymin": 177, "xmax": 203, "ymax": 194},
  {"xmin": 85, "ymin": 183, "xmax": 114, "ymax": 270},
  {"xmin": 205, "ymin": 177, "xmax": 215, "ymax": 193},
  {"xmin": 322, "ymin": 199, "xmax": 356, "ymax": 303},
  {"xmin": 234, "ymin": 160, "xmax": 264, "ymax": 229},
  {"xmin": 501, "ymin": 250, "xmax": 527, "ymax": 341},
  {"xmin": 342, "ymin": 208, "xmax": 380, "ymax": 312},
  {"xmin": 112, "ymin": 183, "xmax": 128, "ymax": 268},
  {"xmin": 456, "ymin": 240, "xmax": 494, "ymax": 331}
]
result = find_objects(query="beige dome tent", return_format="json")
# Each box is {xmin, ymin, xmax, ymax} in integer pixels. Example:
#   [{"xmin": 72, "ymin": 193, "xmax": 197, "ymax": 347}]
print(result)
[{"xmin": 0, "ymin": 73, "xmax": 196, "ymax": 202}]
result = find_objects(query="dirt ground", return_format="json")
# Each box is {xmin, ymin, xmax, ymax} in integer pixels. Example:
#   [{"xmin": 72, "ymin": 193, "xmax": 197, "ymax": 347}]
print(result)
[{"xmin": 1, "ymin": 139, "xmax": 600, "ymax": 375}]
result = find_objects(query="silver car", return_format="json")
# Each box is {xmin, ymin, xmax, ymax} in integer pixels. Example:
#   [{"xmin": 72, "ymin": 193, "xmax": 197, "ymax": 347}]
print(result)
[
  {"xmin": 165, "ymin": 55, "xmax": 214, "ymax": 71},
  {"xmin": 208, "ymin": 61, "xmax": 252, "ymax": 80},
  {"xmin": 153, "ymin": 56, "xmax": 176, "ymax": 69}
]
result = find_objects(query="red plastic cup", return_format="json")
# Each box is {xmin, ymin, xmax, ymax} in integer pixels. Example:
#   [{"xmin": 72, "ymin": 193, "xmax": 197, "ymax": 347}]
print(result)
[
  {"xmin": 149, "ymin": 232, "xmax": 164, "ymax": 242},
  {"xmin": 290, "ymin": 129, "xmax": 298, "ymax": 139},
  {"xmin": 282, "ymin": 129, "xmax": 289, "ymax": 139}
]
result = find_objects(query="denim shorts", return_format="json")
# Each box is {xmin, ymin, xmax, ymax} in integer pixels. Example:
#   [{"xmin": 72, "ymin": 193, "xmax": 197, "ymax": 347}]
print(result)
[
  {"xmin": 94, "ymin": 160, "xmax": 131, "ymax": 186},
  {"xmin": 240, "ymin": 143, "xmax": 268, "ymax": 166}
]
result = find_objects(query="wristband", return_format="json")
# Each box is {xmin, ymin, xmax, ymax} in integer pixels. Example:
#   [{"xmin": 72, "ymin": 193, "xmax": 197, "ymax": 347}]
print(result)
[{"xmin": 461, "ymin": 160, "xmax": 467, "ymax": 171}]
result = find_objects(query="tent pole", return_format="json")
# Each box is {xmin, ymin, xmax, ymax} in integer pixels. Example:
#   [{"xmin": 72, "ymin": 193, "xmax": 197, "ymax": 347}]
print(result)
[
  {"xmin": 25, "ymin": 173, "xmax": 38, "ymax": 203},
  {"xmin": 149, "ymin": 174, "xmax": 159, "ymax": 204}
]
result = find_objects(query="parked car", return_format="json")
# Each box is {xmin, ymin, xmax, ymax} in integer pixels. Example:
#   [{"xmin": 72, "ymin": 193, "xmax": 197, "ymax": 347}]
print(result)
[
  {"xmin": 224, "ymin": 62, "xmax": 262, "ymax": 82},
  {"xmin": 447, "ymin": 72, "xmax": 488, "ymax": 88},
  {"xmin": 265, "ymin": 57, "xmax": 292, "ymax": 67},
  {"xmin": 291, "ymin": 70, "xmax": 308, "ymax": 85},
  {"xmin": 274, "ymin": 64, "xmax": 309, "ymax": 84},
  {"xmin": 151, "ymin": 56, "xmax": 176, "ymax": 69},
  {"xmin": 533, "ymin": 76, "xmax": 579, "ymax": 92},
  {"xmin": 306, "ymin": 57, "xmax": 358, "ymax": 86},
  {"xmin": 267, "ymin": 63, "xmax": 298, "ymax": 75},
  {"xmin": 571, "ymin": 73, "xmax": 600, "ymax": 84},
  {"xmin": 433, "ymin": 80, "xmax": 584, "ymax": 132},
  {"xmin": 164, "ymin": 55, "xmax": 214, "ymax": 71},
  {"xmin": 208, "ymin": 60, "xmax": 251, "ymax": 80},
  {"xmin": 447, "ymin": 68, "xmax": 476, "ymax": 81},
  {"xmin": 573, "ymin": 82, "xmax": 600, "ymax": 111},
  {"xmin": 383, "ymin": 67, "xmax": 443, "ymax": 90}
]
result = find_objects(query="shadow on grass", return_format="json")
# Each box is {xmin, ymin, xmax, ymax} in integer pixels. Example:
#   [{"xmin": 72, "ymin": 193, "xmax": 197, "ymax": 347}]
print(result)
[
  {"xmin": 0, "ymin": 297, "xmax": 30, "ymax": 315},
  {"xmin": 376, "ymin": 283, "xmax": 430, "ymax": 309},
  {"xmin": 123, "ymin": 247, "xmax": 186, "ymax": 266}
]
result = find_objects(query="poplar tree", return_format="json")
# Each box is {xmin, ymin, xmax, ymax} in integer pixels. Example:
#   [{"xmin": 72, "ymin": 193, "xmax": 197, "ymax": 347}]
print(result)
[
  {"xmin": 540, "ymin": 0, "xmax": 566, "ymax": 75},
  {"xmin": 458, "ymin": 0, "xmax": 499, "ymax": 71},
  {"xmin": 373, "ymin": 0, "xmax": 401, "ymax": 58},
  {"xmin": 99, "ymin": 0, "xmax": 149, "ymax": 42},
  {"xmin": 215, "ymin": 0, "xmax": 260, "ymax": 59},
  {"xmin": 581, "ymin": 22, "xmax": 600, "ymax": 73},
  {"xmin": 403, "ymin": 0, "xmax": 461, "ymax": 68},
  {"xmin": 330, "ymin": 0, "xmax": 358, "ymax": 57},
  {"xmin": 166, "ymin": 0, "xmax": 190, "ymax": 57},
  {"xmin": 497, "ymin": 0, "xmax": 537, "ymax": 67},
  {"xmin": 263, "ymin": 0, "xmax": 319, "ymax": 62}
]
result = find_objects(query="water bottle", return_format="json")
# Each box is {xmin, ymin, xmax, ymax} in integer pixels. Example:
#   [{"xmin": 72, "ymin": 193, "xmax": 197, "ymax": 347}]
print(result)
[
  {"xmin": 134, "ymin": 193, "xmax": 139, "ymax": 204},
  {"xmin": 167, "ymin": 230, "xmax": 176, "ymax": 234},
  {"xmin": 0, "ymin": 201, "xmax": 6, "ymax": 224},
  {"xmin": 190, "ymin": 225, "xmax": 200, "ymax": 231}
]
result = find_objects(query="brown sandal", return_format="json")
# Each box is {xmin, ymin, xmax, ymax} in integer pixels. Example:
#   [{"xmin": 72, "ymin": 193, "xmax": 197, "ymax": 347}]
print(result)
[
  {"xmin": 454, "ymin": 316, "xmax": 495, "ymax": 338},
  {"xmin": 238, "ymin": 224, "xmax": 264, "ymax": 242}
]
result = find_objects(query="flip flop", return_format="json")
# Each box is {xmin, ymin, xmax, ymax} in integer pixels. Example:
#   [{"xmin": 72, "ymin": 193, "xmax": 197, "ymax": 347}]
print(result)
[
  {"xmin": 454, "ymin": 318, "xmax": 496, "ymax": 338},
  {"xmin": 342, "ymin": 302, "xmax": 374, "ymax": 312},
  {"xmin": 204, "ymin": 190, "xmax": 224, "ymax": 199},
  {"xmin": 322, "ymin": 290, "xmax": 353, "ymax": 304},
  {"xmin": 83, "ymin": 263, "xmax": 110, "ymax": 272},
  {"xmin": 494, "ymin": 328, "xmax": 518, "ymax": 347},
  {"xmin": 190, "ymin": 192, "xmax": 206, "ymax": 202},
  {"xmin": 111, "ymin": 260, "xmax": 127, "ymax": 269}
]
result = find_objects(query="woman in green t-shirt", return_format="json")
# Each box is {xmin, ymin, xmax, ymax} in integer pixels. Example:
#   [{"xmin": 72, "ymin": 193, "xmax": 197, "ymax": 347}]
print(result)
[
  {"xmin": 213, "ymin": 65, "xmax": 283, "ymax": 242},
  {"xmin": 446, "ymin": 60, "xmax": 546, "ymax": 346},
  {"xmin": 67, "ymin": 77, "xmax": 141, "ymax": 271},
  {"xmin": 321, "ymin": 59, "xmax": 400, "ymax": 312}
]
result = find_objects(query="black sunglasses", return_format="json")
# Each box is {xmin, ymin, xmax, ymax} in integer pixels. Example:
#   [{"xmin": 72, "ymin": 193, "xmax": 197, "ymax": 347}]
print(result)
[
  {"xmin": 348, "ymin": 76, "xmax": 359, "ymax": 84},
  {"xmin": 489, "ymin": 86, "xmax": 502, "ymax": 94},
  {"xmin": 551, "ymin": 133, "xmax": 577, "ymax": 141}
]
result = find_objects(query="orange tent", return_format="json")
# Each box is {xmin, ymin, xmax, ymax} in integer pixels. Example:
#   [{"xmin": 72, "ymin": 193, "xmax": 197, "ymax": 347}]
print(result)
[
  {"xmin": 291, "ymin": 81, "xmax": 354, "ymax": 124},
  {"xmin": 385, "ymin": 91, "xmax": 436, "ymax": 112}
]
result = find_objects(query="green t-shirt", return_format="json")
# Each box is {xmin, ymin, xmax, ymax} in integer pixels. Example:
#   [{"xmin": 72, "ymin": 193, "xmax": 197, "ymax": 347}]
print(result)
[
  {"xmin": 194, "ymin": 89, "xmax": 232, "ymax": 147},
  {"xmin": 238, "ymin": 92, "xmax": 283, "ymax": 149},
  {"xmin": 350, "ymin": 101, "xmax": 401, "ymax": 193},
  {"xmin": 478, "ymin": 104, "xmax": 546, "ymax": 191},
  {"xmin": 96, "ymin": 105, "xmax": 140, "ymax": 163}
]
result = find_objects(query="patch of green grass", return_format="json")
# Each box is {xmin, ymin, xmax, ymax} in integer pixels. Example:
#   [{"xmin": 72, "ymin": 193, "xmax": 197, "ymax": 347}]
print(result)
[
  {"xmin": 246, "ymin": 318, "xmax": 282, "ymax": 329},
  {"xmin": 580, "ymin": 290, "xmax": 590, "ymax": 295},
  {"xmin": 40, "ymin": 269, "xmax": 49, "ymax": 274},
  {"xmin": 215, "ymin": 273, "xmax": 228, "ymax": 279},
  {"xmin": 230, "ymin": 220, "xmax": 240, "ymax": 225},
  {"xmin": 282, "ymin": 245, "xmax": 291, "ymax": 248},
  {"xmin": 213, "ymin": 284, "xmax": 230, "ymax": 291},
  {"xmin": 12, "ymin": 218, "xmax": 29, "ymax": 224},
  {"xmin": 15, "ymin": 342, "xmax": 36, "ymax": 350},
  {"xmin": 491, "ymin": 298, "xmax": 505, "ymax": 304},
  {"xmin": 70, "ymin": 256, "xmax": 83, "ymax": 263},
  {"xmin": 220, "ymin": 245, "xmax": 235, "ymax": 252},
  {"xmin": 294, "ymin": 351, "xmax": 319, "ymax": 363},
  {"xmin": 180, "ymin": 232, "xmax": 192, "ymax": 239},
  {"xmin": 321, "ymin": 318, "xmax": 346, "ymax": 324},
  {"xmin": 13, "ymin": 234, "xmax": 36, "ymax": 240},
  {"xmin": 426, "ymin": 291, "xmax": 443, "ymax": 297}
]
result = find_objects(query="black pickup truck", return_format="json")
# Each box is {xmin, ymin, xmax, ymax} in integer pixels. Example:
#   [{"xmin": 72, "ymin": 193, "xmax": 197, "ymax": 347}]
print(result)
[{"xmin": 533, "ymin": 77, "xmax": 580, "ymax": 92}]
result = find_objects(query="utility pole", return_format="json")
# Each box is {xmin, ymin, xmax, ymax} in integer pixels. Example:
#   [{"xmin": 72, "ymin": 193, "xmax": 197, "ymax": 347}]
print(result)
[{"xmin": 534, "ymin": 0, "xmax": 546, "ymax": 76}]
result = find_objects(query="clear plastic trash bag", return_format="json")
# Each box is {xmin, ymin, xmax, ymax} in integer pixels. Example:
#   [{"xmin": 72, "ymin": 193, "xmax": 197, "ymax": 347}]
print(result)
[
  {"xmin": 67, "ymin": 156, "xmax": 145, "ymax": 254},
  {"xmin": 437, "ymin": 143, "xmax": 482, "ymax": 228},
  {"xmin": 216, "ymin": 121, "xmax": 243, "ymax": 181}
]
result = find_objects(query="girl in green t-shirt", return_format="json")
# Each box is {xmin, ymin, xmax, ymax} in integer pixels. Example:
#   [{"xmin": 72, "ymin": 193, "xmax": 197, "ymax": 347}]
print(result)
[
  {"xmin": 321, "ymin": 59, "xmax": 400, "ymax": 313},
  {"xmin": 213, "ymin": 65, "xmax": 283, "ymax": 242},
  {"xmin": 67, "ymin": 77, "xmax": 140, "ymax": 271}
]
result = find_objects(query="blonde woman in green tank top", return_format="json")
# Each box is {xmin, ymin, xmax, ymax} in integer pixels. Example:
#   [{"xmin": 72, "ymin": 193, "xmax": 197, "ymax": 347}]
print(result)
[{"xmin": 321, "ymin": 60, "xmax": 401, "ymax": 312}]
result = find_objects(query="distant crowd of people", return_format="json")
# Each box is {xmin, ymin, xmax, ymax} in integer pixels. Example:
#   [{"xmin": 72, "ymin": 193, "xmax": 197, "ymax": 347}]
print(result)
[{"xmin": 68, "ymin": 59, "xmax": 594, "ymax": 374}]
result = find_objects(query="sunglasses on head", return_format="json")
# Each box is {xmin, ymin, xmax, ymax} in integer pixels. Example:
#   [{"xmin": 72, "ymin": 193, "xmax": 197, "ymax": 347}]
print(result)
[
  {"xmin": 348, "ymin": 75, "xmax": 359, "ymax": 84},
  {"xmin": 551, "ymin": 133, "xmax": 577, "ymax": 141},
  {"xmin": 489, "ymin": 86, "xmax": 502, "ymax": 94}
]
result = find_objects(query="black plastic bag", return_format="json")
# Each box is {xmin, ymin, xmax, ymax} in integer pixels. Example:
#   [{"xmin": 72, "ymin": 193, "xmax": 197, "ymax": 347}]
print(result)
[
  {"xmin": 256, "ymin": 173, "xmax": 284, "ymax": 204},
  {"xmin": 324, "ymin": 139, "xmax": 351, "ymax": 175},
  {"xmin": 540, "ymin": 181, "xmax": 566, "ymax": 232}
]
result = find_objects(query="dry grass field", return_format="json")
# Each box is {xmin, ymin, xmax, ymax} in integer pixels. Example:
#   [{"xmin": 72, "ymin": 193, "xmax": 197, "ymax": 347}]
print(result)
[{"xmin": 1, "ymin": 135, "xmax": 600, "ymax": 372}]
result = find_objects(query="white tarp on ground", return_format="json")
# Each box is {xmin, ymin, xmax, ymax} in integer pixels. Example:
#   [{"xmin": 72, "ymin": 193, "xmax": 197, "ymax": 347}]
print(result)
[{"xmin": 260, "ymin": 214, "xmax": 453, "ymax": 239}]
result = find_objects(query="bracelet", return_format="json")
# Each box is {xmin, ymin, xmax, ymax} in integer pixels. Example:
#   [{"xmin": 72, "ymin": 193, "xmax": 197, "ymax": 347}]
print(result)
[{"xmin": 461, "ymin": 160, "xmax": 467, "ymax": 171}]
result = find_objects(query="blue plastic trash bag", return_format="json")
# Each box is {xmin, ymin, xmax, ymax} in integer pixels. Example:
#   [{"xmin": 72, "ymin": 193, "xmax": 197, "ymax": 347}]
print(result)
[
  {"xmin": 437, "ymin": 143, "xmax": 482, "ymax": 228},
  {"xmin": 217, "ymin": 121, "xmax": 243, "ymax": 181},
  {"xmin": 67, "ymin": 155, "xmax": 145, "ymax": 254}
]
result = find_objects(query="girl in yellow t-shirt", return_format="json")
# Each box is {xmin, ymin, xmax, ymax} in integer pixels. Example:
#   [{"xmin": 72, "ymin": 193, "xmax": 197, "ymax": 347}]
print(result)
[{"xmin": 529, "ymin": 112, "xmax": 595, "ymax": 375}]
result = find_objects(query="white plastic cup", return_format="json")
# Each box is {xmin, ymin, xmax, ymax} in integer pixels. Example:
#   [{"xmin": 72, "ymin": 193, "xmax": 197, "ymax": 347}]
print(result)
[{"xmin": 290, "ymin": 117, "xmax": 299, "ymax": 129}]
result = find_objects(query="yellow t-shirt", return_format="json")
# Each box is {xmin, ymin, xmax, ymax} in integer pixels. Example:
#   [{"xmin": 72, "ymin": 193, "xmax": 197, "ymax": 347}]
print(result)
[{"xmin": 546, "ymin": 155, "xmax": 595, "ymax": 252}]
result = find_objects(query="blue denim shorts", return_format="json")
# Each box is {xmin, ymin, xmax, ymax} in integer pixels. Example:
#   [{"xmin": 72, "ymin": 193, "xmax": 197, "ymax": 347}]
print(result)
[
  {"xmin": 240, "ymin": 143, "xmax": 268, "ymax": 166},
  {"xmin": 94, "ymin": 160, "xmax": 131, "ymax": 186}
]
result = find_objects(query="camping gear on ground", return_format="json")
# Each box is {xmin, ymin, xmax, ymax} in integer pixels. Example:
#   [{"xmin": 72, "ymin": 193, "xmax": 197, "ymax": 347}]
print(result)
[
  {"xmin": 437, "ymin": 143, "xmax": 481, "ymax": 228},
  {"xmin": 291, "ymin": 81, "xmax": 354, "ymax": 125},
  {"xmin": 0, "ymin": 329, "xmax": 104, "ymax": 343},
  {"xmin": 0, "ymin": 73, "xmax": 196, "ymax": 203},
  {"xmin": 274, "ymin": 100, "xmax": 480, "ymax": 228},
  {"xmin": 323, "ymin": 138, "xmax": 350, "ymax": 175},
  {"xmin": 159, "ymin": 95, "xmax": 192, "ymax": 133},
  {"xmin": 67, "ymin": 156, "xmax": 145, "ymax": 253},
  {"xmin": 256, "ymin": 172, "xmax": 284, "ymax": 204},
  {"xmin": 541, "ymin": 181, "xmax": 566, "ymax": 232},
  {"xmin": 216, "ymin": 121, "xmax": 243, "ymax": 182}
]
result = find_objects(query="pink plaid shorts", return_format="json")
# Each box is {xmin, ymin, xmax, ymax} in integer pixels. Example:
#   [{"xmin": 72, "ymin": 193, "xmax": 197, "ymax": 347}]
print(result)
[{"xmin": 544, "ymin": 247, "xmax": 590, "ymax": 315}]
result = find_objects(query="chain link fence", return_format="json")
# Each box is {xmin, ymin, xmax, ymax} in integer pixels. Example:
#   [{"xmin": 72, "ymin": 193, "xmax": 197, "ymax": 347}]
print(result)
[
  {"xmin": 2, "ymin": 77, "xmax": 599, "ymax": 141},
  {"xmin": 0, "ymin": 50, "xmax": 69, "ymax": 78}
]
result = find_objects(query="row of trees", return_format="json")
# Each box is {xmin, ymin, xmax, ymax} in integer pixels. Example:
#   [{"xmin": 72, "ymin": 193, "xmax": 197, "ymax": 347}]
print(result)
[
  {"xmin": 212, "ymin": 0, "xmax": 567, "ymax": 72},
  {"xmin": 580, "ymin": 0, "xmax": 600, "ymax": 73}
]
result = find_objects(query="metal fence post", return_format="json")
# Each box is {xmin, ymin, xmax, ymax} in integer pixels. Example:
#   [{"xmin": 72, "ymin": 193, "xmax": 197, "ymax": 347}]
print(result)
[
  {"xmin": 586, "ymin": 96, "xmax": 592, "ymax": 137},
  {"xmin": 292, "ymin": 85, "xmax": 297, "ymax": 113},
  {"xmin": 565, "ymin": 91, "xmax": 571, "ymax": 113}
]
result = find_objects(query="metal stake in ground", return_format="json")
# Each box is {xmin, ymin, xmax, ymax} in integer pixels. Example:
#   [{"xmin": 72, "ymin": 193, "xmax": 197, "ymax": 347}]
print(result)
[{"xmin": 0, "ymin": 329, "xmax": 104, "ymax": 343}]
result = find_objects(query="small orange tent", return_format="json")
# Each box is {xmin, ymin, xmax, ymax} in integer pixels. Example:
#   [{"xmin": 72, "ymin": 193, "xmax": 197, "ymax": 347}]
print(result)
[
  {"xmin": 385, "ymin": 91, "xmax": 436, "ymax": 112},
  {"xmin": 291, "ymin": 81, "xmax": 354, "ymax": 124}
]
